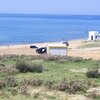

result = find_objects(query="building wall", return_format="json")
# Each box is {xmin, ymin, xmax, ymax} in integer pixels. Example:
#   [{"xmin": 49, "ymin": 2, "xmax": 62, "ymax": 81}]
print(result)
[
  {"xmin": 49, "ymin": 47, "xmax": 67, "ymax": 56},
  {"xmin": 88, "ymin": 31, "xmax": 99, "ymax": 40}
]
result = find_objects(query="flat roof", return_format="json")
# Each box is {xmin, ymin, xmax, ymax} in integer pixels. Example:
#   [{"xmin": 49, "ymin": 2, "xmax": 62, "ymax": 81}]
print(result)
[{"xmin": 48, "ymin": 44, "xmax": 67, "ymax": 47}]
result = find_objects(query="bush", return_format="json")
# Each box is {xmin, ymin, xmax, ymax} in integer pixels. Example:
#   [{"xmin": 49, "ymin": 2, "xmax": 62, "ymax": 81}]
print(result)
[
  {"xmin": 69, "ymin": 80, "xmax": 86, "ymax": 94},
  {"xmin": 15, "ymin": 60, "xmax": 43, "ymax": 73},
  {"xmin": 20, "ymin": 78, "xmax": 43, "ymax": 87},
  {"xmin": 0, "ymin": 55, "xmax": 19, "ymax": 62},
  {"xmin": 0, "ymin": 65, "xmax": 18, "ymax": 76},
  {"xmin": 57, "ymin": 79, "xmax": 87, "ymax": 93},
  {"xmin": 19, "ymin": 84, "xmax": 30, "ymax": 96},
  {"xmin": 86, "ymin": 68, "xmax": 100, "ymax": 78},
  {"xmin": 45, "ymin": 79, "xmax": 87, "ymax": 93},
  {"xmin": 0, "ymin": 80, "xmax": 6, "ymax": 89},
  {"xmin": 57, "ymin": 79, "xmax": 69, "ymax": 92},
  {"xmin": 45, "ymin": 80, "xmax": 55, "ymax": 90},
  {"xmin": 5, "ymin": 76, "xmax": 18, "ymax": 87},
  {"xmin": 18, "ymin": 78, "xmax": 43, "ymax": 96},
  {"xmin": 30, "ymin": 78, "xmax": 43, "ymax": 86},
  {"xmin": 20, "ymin": 79, "xmax": 30, "ymax": 85},
  {"xmin": 15, "ymin": 60, "xmax": 28, "ymax": 73},
  {"xmin": 32, "ymin": 64, "xmax": 43, "ymax": 73}
]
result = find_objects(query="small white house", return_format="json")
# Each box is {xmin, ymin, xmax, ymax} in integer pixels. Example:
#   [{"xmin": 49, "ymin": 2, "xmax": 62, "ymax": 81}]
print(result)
[
  {"xmin": 47, "ymin": 44, "xmax": 68, "ymax": 56},
  {"xmin": 88, "ymin": 31, "xmax": 100, "ymax": 41}
]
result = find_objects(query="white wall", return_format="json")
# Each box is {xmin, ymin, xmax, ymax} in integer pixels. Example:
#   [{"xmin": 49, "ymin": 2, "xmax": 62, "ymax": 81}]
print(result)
[
  {"xmin": 88, "ymin": 31, "xmax": 99, "ymax": 40},
  {"xmin": 49, "ymin": 47, "xmax": 67, "ymax": 56}
]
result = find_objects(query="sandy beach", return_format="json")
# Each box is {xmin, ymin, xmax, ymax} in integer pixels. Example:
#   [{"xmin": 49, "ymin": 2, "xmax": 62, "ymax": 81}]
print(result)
[{"xmin": 0, "ymin": 40, "xmax": 100, "ymax": 60}]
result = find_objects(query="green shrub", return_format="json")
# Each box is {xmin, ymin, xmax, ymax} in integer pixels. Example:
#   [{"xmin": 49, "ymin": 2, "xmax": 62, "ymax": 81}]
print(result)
[
  {"xmin": 0, "ymin": 80, "xmax": 6, "ymax": 89},
  {"xmin": 15, "ymin": 60, "xmax": 28, "ymax": 73},
  {"xmin": 15, "ymin": 60, "xmax": 43, "ymax": 73},
  {"xmin": 32, "ymin": 64, "xmax": 43, "ymax": 73},
  {"xmin": 86, "ymin": 68, "xmax": 100, "ymax": 78}
]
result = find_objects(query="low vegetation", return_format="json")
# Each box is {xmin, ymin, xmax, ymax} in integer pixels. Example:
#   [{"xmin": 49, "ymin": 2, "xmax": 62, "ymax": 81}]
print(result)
[
  {"xmin": 86, "ymin": 68, "xmax": 100, "ymax": 78},
  {"xmin": 0, "ymin": 65, "xmax": 18, "ymax": 76},
  {"xmin": 0, "ymin": 55, "xmax": 99, "ymax": 100},
  {"xmin": 15, "ymin": 60, "xmax": 43, "ymax": 73}
]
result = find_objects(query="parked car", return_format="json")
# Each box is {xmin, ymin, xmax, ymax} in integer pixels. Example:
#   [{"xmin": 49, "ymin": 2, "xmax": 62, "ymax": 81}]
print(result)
[
  {"xmin": 63, "ymin": 41, "xmax": 69, "ymax": 46},
  {"xmin": 36, "ymin": 47, "xmax": 47, "ymax": 54},
  {"xmin": 30, "ymin": 45, "xmax": 38, "ymax": 49}
]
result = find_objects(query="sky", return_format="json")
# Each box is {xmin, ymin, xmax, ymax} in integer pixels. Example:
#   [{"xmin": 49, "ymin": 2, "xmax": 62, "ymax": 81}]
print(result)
[{"xmin": 0, "ymin": 0, "xmax": 99, "ymax": 15}]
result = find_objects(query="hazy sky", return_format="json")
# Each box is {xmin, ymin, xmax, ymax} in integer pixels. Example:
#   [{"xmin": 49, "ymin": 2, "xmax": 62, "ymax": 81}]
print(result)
[{"xmin": 0, "ymin": 0, "xmax": 99, "ymax": 15}]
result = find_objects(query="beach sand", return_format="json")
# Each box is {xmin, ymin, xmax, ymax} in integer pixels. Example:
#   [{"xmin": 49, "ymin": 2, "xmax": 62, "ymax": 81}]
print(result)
[
  {"xmin": 0, "ymin": 40, "xmax": 100, "ymax": 60},
  {"xmin": 68, "ymin": 40, "xmax": 100, "ymax": 60}
]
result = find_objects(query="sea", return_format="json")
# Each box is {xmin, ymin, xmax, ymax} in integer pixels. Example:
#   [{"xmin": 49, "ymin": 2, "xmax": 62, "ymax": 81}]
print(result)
[{"xmin": 0, "ymin": 14, "xmax": 100, "ymax": 45}]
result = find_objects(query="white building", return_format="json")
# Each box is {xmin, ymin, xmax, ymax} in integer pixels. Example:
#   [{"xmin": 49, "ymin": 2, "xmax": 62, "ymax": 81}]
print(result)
[
  {"xmin": 88, "ymin": 31, "xmax": 100, "ymax": 41},
  {"xmin": 47, "ymin": 44, "xmax": 68, "ymax": 56}
]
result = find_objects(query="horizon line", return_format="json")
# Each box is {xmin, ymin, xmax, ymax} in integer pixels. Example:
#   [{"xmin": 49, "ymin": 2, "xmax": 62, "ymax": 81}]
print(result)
[{"xmin": 0, "ymin": 13, "xmax": 100, "ymax": 16}]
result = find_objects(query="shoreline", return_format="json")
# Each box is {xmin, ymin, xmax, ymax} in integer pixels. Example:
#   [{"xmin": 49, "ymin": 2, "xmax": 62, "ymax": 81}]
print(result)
[
  {"xmin": 0, "ymin": 38, "xmax": 84, "ymax": 46},
  {"xmin": 0, "ymin": 39, "xmax": 82, "ymax": 50}
]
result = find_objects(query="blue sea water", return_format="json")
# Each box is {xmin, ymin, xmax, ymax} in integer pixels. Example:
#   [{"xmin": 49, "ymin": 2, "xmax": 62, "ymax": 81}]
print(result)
[{"xmin": 0, "ymin": 14, "xmax": 100, "ymax": 45}]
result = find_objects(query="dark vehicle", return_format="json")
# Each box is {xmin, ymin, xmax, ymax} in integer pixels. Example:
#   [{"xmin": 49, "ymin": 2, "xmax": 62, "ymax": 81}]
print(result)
[
  {"xmin": 63, "ymin": 41, "xmax": 69, "ymax": 46},
  {"xmin": 30, "ymin": 45, "xmax": 38, "ymax": 49},
  {"xmin": 36, "ymin": 47, "xmax": 47, "ymax": 54}
]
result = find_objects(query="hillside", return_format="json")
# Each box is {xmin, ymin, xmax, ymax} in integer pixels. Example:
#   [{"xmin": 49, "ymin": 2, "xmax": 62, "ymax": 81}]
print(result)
[{"xmin": 0, "ymin": 55, "xmax": 100, "ymax": 100}]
